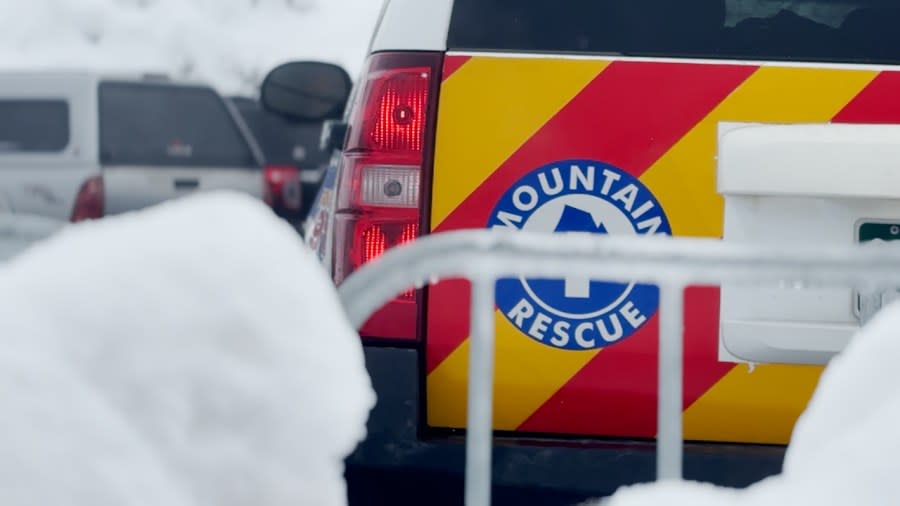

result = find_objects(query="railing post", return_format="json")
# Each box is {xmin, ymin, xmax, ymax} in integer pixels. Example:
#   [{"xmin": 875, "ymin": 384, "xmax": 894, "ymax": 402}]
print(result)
[
  {"xmin": 465, "ymin": 276, "xmax": 497, "ymax": 506},
  {"xmin": 657, "ymin": 282, "xmax": 685, "ymax": 481}
]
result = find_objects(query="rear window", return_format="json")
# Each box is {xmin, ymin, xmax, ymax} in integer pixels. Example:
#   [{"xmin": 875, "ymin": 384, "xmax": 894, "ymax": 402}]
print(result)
[
  {"xmin": 229, "ymin": 97, "xmax": 330, "ymax": 169},
  {"xmin": 99, "ymin": 82, "xmax": 256, "ymax": 168},
  {"xmin": 0, "ymin": 100, "xmax": 69, "ymax": 153},
  {"xmin": 448, "ymin": 0, "xmax": 900, "ymax": 65}
]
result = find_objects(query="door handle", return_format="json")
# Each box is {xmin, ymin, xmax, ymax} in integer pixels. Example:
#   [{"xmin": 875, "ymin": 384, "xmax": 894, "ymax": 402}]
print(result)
[{"xmin": 174, "ymin": 178, "xmax": 199, "ymax": 190}]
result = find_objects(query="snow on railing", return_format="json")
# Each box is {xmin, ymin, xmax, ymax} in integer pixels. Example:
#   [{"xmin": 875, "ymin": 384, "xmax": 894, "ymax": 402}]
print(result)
[{"xmin": 338, "ymin": 230, "xmax": 900, "ymax": 506}]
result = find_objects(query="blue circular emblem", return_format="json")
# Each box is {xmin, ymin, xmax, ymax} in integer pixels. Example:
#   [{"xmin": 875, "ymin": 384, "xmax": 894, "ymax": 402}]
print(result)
[{"xmin": 487, "ymin": 159, "xmax": 671, "ymax": 350}]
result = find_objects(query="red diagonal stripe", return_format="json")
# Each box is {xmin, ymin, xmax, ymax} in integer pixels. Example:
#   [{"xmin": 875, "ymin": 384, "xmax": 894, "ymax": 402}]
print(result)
[
  {"xmin": 433, "ymin": 60, "xmax": 756, "ymax": 234},
  {"xmin": 427, "ymin": 61, "xmax": 756, "ymax": 374},
  {"xmin": 442, "ymin": 55, "xmax": 472, "ymax": 81},
  {"xmin": 833, "ymin": 71, "xmax": 900, "ymax": 123},
  {"xmin": 518, "ymin": 287, "xmax": 733, "ymax": 436},
  {"xmin": 425, "ymin": 279, "xmax": 472, "ymax": 373},
  {"xmin": 520, "ymin": 70, "xmax": 900, "ymax": 437}
]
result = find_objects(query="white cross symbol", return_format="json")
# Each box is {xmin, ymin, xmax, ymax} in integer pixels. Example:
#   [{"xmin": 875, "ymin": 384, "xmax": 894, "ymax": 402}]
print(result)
[
  {"xmin": 565, "ymin": 267, "xmax": 591, "ymax": 298},
  {"xmin": 554, "ymin": 205, "xmax": 606, "ymax": 299}
]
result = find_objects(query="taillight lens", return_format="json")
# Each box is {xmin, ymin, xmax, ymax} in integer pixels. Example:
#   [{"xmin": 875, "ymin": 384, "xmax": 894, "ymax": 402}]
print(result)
[
  {"xmin": 71, "ymin": 175, "xmax": 104, "ymax": 222},
  {"xmin": 333, "ymin": 52, "xmax": 442, "ymax": 342},
  {"xmin": 358, "ymin": 67, "xmax": 430, "ymax": 153},
  {"xmin": 264, "ymin": 165, "xmax": 302, "ymax": 212}
]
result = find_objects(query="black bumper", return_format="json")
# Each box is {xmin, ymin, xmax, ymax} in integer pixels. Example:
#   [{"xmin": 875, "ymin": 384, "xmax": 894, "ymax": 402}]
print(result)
[{"xmin": 347, "ymin": 346, "xmax": 785, "ymax": 498}]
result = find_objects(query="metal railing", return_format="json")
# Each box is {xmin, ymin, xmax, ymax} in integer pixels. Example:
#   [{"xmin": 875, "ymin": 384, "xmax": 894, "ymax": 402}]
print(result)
[{"xmin": 338, "ymin": 230, "xmax": 900, "ymax": 506}]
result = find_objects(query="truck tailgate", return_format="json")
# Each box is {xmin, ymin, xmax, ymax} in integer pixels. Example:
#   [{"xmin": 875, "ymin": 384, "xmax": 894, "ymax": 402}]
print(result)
[{"xmin": 425, "ymin": 52, "xmax": 900, "ymax": 444}]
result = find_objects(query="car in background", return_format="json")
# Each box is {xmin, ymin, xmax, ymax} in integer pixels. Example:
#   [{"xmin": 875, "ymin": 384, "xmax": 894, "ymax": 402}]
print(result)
[
  {"xmin": 0, "ymin": 71, "xmax": 266, "ymax": 222},
  {"xmin": 229, "ymin": 95, "xmax": 334, "ymax": 224}
]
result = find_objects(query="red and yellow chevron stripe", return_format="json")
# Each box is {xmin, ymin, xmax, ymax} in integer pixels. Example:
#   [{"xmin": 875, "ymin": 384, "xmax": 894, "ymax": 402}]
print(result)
[{"xmin": 426, "ymin": 54, "xmax": 900, "ymax": 444}]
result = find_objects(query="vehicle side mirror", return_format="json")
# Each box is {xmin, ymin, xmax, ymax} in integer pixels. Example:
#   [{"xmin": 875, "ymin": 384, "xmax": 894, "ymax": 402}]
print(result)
[{"xmin": 260, "ymin": 62, "xmax": 352, "ymax": 122}]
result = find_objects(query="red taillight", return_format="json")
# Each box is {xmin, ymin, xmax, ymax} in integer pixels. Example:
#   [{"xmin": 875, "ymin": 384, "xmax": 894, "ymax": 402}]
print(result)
[
  {"xmin": 361, "ymin": 225, "xmax": 386, "ymax": 261},
  {"xmin": 351, "ymin": 220, "xmax": 418, "ymax": 278},
  {"xmin": 71, "ymin": 175, "xmax": 104, "ymax": 222},
  {"xmin": 264, "ymin": 165, "xmax": 302, "ymax": 212},
  {"xmin": 366, "ymin": 68, "xmax": 430, "ymax": 152},
  {"xmin": 333, "ymin": 52, "xmax": 442, "ymax": 342}
]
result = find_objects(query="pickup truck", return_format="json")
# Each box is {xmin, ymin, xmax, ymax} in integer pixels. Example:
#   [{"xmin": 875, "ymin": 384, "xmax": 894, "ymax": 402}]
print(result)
[{"xmin": 262, "ymin": 0, "xmax": 900, "ymax": 500}]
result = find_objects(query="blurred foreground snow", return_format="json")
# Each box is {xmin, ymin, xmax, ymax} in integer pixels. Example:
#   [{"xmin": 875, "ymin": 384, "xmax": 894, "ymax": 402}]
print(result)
[
  {"xmin": 0, "ymin": 213, "xmax": 63, "ymax": 261},
  {"xmin": 0, "ymin": 192, "xmax": 374, "ymax": 505},
  {"xmin": 598, "ymin": 300, "xmax": 900, "ymax": 505},
  {"xmin": 0, "ymin": 0, "xmax": 382, "ymax": 94}
]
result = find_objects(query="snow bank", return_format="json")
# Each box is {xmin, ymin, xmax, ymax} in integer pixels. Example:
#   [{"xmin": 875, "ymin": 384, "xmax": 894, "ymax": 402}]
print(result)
[
  {"xmin": 0, "ymin": 213, "xmax": 64, "ymax": 261},
  {"xmin": 0, "ymin": 0, "xmax": 382, "ymax": 95},
  {"xmin": 595, "ymin": 301, "xmax": 900, "ymax": 506},
  {"xmin": 0, "ymin": 192, "xmax": 374, "ymax": 506}
]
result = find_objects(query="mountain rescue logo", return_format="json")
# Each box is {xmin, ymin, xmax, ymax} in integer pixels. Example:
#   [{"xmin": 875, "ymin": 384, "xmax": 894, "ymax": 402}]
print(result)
[{"xmin": 487, "ymin": 160, "xmax": 671, "ymax": 350}]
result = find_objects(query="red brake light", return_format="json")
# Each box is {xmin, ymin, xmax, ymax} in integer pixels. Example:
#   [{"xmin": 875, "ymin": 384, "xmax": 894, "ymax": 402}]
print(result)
[
  {"xmin": 366, "ymin": 68, "xmax": 430, "ymax": 152},
  {"xmin": 264, "ymin": 165, "xmax": 302, "ymax": 211},
  {"xmin": 333, "ymin": 52, "xmax": 442, "ymax": 342},
  {"xmin": 71, "ymin": 175, "xmax": 104, "ymax": 222},
  {"xmin": 353, "ymin": 221, "xmax": 419, "ymax": 270},
  {"xmin": 361, "ymin": 224, "xmax": 387, "ymax": 264}
]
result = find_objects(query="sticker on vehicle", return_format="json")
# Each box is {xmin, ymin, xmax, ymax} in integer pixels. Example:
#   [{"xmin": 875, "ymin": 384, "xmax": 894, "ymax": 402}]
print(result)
[
  {"xmin": 305, "ymin": 163, "xmax": 338, "ymax": 262},
  {"xmin": 488, "ymin": 159, "xmax": 671, "ymax": 350}
]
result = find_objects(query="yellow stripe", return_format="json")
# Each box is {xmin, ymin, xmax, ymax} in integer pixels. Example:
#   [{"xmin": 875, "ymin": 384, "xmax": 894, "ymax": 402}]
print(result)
[
  {"xmin": 430, "ymin": 56, "xmax": 609, "ymax": 228},
  {"xmin": 640, "ymin": 66, "xmax": 878, "ymax": 238},
  {"xmin": 683, "ymin": 364, "xmax": 823, "ymax": 444},
  {"xmin": 428, "ymin": 64, "xmax": 875, "ymax": 440},
  {"xmin": 427, "ymin": 311, "xmax": 598, "ymax": 430},
  {"xmin": 641, "ymin": 66, "xmax": 875, "ymax": 443}
]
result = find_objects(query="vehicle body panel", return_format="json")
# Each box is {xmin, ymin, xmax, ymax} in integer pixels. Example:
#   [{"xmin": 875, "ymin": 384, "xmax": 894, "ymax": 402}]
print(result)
[
  {"xmin": 98, "ymin": 81, "xmax": 264, "ymax": 214},
  {"xmin": 350, "ymin": 345, "xmax": 785, "ymax": 499},
  {"xmin": 0, "ymin": 72, "xmax": 100, "ymax": 220},
  {"xmin": 229, "ymin": 95, "xmax": 328, "ymax": 218},
  {"xmin": 370, "ymin": 0, "xmax": 452, "ymax": 53},
  {"xmin": 425, "ymin": 53, "xmax": 900, "ymax": 444},
  {"xmin": 103, "ymin": 166, "xmax": 263, "ymax": 215}
]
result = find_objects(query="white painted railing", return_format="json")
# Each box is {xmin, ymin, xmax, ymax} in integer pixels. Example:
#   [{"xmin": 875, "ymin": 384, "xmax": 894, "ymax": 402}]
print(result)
[{"xmin": 338, "ymin": 230, "xmax": 900, "ymax": 506}]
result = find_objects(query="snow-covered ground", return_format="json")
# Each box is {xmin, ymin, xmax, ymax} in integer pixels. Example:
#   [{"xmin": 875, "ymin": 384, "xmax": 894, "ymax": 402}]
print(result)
[
  {"xmin": 597, "ymin": 299, "xmax": 900, "ymax": 505},
  {"xmin": 0, "ymin": 193, "xmax": 374, "ymax": 505},
  {"xmin": 0, "ymin": 0, "xmax": 382, "ymax": 95}
]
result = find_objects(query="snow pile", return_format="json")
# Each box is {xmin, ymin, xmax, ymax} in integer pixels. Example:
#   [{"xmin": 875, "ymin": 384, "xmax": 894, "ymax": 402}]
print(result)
[
  {"xmin": 0, "ymin": 192, "xmax": 374, "ymax": 506},
  {"xmin": 0, "ymin": 213, "xmax": 64, "ymax": 261},
  {"xmin": 596, "ymin": 301, "xmax": 900, "ymax": 505},
  {"xmin": 0, "ymin": 0, "xmax": 382, "ymax": 94},
  {"xmin": 779, "ymin": 301, "xmax": 900, "ymax": 504}
]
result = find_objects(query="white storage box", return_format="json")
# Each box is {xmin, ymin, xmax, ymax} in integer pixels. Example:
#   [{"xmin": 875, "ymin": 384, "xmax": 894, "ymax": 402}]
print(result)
[{"xmin": 718, "ymin": 122, "xmax": 900, "ymax": 365}]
